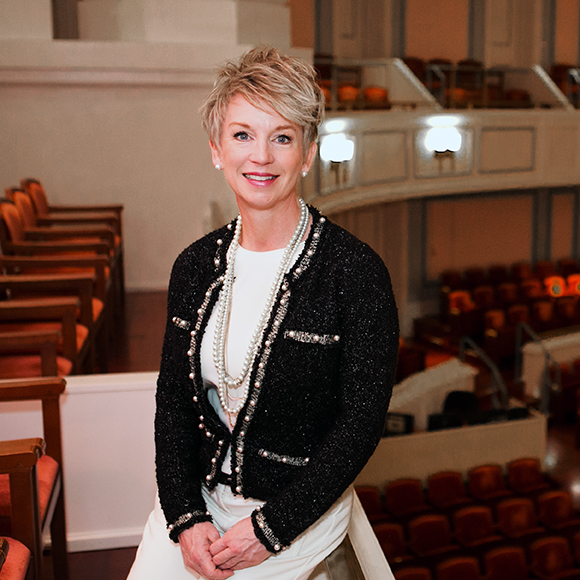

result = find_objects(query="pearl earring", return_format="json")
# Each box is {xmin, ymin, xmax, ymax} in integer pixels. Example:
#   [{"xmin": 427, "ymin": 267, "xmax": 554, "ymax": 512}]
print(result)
[
  {"xmin": 215, "ymin": 164, "xmax": 222, "ymax": 170},
  {"xmin": 302, "ymin": 171, "xmax": 308, "ymax": 177}
]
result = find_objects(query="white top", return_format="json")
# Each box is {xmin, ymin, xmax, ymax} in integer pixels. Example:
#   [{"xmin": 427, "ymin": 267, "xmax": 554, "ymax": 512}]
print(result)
[{"xmin": 200, "ymin": 242, "xmax": 304, "ymax": 471}]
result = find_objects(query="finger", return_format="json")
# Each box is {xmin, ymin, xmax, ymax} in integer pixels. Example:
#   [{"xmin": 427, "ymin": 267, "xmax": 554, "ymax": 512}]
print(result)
[
  {"xmin": 195, "ymin": 555, "xmax": 234, "ymax": 580},
  {"xmin": 209, "ymin": 537, "xmax": 226, "ymax": 557},
  {"xmin": 212, "ymin": 548, "xmax": 236, "ymax": 568}
]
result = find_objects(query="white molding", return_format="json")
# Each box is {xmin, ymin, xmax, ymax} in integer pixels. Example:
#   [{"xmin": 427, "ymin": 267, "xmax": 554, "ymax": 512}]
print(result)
[
  {"xmin": 66, "ymin": 527, "xmax": 146, "ymax": 553},
  {"xmin": 0, "ymin": 66, "xmax": 215, "ymax": 87}
]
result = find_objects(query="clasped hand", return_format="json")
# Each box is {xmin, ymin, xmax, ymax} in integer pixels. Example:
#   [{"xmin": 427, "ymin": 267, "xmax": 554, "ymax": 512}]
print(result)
[{"xmin": 179, "ymin": 517, "xmax": 270, "ymax": 579}]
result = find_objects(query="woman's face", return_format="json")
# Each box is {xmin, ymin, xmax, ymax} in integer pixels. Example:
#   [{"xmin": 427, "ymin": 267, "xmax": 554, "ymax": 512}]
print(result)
[{"xmin": 210, "ymin": 95, "xmax": 316, "ymax": 214}]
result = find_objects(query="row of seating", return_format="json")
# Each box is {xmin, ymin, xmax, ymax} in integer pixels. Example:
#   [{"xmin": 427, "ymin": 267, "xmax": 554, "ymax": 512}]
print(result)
[
  {"xmin": 0, "ymin": 178, "xmax": 124, "ymax": 378},
  {"xmin": 357, "ymin": 460, "xmax": 580, "ymax": 579},
  {"xmin": 357, "ymin": 458, "xmax": 555, "ymax": 523},
  {"xmin": 419, "ymin": 261, "xmax": 580, "ymax": 366},
  {"xmin": 374, "ymin": 489, "xmax": 580, "ymax": 558},
  {"xmin": 394, "ymin": 536, "xmax": 580, "ymax": 580},
  {"xmin": 314, "ymin": 55, "xmax": 535, "ymax": 112},
  {"xmin": 401, "ymin": 57, "xmax": 532, "ymax": 109},
  {"xmin": 0, "ymin": 377, "xmax": 68, "ymax": 580},
  {"xmin": 441, "ymin": 260, "xmax": 579, "ymax": 292}
]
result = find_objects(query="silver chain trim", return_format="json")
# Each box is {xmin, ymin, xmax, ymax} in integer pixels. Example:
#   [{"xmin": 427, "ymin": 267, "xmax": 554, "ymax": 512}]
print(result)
[
  {"xmin": 283, "ymin": 330, "xmax": 340, "ymax": 345},
  {"xmin": 167, "ymin": 509, "xmax": 207, "ymax": 532},
  {"xmin": 188, "ymin": 278, "xmax": 223, "ymax": 384},
  {"xmin": 258, "ymin": 449, "xmax": 310, "ymax": 466},
  {"xmin": 255, "ymin": 510, "xmax": 283, "ymax": 552}
]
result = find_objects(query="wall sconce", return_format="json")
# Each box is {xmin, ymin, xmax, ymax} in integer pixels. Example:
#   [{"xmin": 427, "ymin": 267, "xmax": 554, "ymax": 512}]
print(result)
[
  {"xmin": 320, "ymin": 133, "xmax": 355, "ymax": 187},
  {"xmin": 421, "ymin": 115, "xmax": 464, "ymax": 174}
]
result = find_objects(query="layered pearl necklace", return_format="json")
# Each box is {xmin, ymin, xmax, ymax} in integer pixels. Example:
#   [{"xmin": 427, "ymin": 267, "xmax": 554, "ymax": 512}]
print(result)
[{"xmin": 213, "ymin": 198, "xmax": 309, "ymax": 427}]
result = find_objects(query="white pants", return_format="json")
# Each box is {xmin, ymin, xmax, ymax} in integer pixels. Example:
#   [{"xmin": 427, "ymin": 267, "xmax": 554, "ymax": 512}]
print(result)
[{"xmin": 127, "ymin": 485, "xmax": 353, "ymax": 580}]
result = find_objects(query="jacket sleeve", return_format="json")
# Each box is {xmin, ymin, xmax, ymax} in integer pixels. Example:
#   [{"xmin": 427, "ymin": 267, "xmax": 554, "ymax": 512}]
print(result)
[
  {"xmin": 251, "ymin": 247, "xmax": 399, "ymax": 551},
  {"xmin": 155, "ymin": 251, "xmax": 213, "ymax": 542}
]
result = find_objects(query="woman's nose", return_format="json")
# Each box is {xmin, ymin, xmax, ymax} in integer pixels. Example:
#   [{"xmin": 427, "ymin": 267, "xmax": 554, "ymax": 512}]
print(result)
[{"xmin": 250, "ymin": 138, "xmax": 274, "ymax": 164}]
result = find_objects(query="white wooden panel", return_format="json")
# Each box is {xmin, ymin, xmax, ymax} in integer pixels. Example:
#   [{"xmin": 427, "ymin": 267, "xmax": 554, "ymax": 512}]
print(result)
[
  {"xmin": 480, "ymin": 128, "xmax": 535, "ymax": 173},
  {"xmin": 356, "ymin": 410, "xmax": 546, "ymax": 487},
  {"xmin": 360, "ymin": 131, "xmax": 407, "ymax": 185}
]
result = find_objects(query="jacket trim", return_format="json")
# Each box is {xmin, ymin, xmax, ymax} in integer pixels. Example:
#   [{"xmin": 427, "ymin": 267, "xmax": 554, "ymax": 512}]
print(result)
[
  {"xmin": 284, "ymin": 330, "xmax": 340, "ymax": 345},
  {"xmin": 258, "ymin": 449, "xmax": 310, "ymax": 466},
  {"xmin": 232, "ymin": 214, "xmax": 327, "ymax": 495},
  {"xmin": 252, "ymin": 508, "xmax": 284, "ymax": 553}
]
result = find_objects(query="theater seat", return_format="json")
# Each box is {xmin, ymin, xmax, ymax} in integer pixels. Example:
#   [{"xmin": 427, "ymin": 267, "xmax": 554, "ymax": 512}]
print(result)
[
  {"xmin": 496, "ymin": 497, "xmax": 545, "ymax": 539},
  {"xmin": 467, "ymin": 464, "xmax": 513, "ymax": 502},
  {"xmin": 408, "ymin": 514, "xmax": 459, "ymax": 558},
  {"xmin": 395, "ymin": 567, "xmax": 432, "ymax": 580},
  {"xmin": 436, "ymin": 556, "xmax": 481, "ymax": 580},
  {"xmin": 384, "ymin": 479, "xmax": 430, "ymax": 519},
  {"xmin": 427, "ymin": 471, "xmax": 472, "ymax": 510},
  {"xmin": 0, "ymin": 537, "xmax": 31, "ymax": 580},
  {"xmin": 537, "ymin": 490, "xmax": 580, "ymax": 532},
  {"xmin": 372, "ymin": 522, "xmax": 414, "ymax": 565},
  {"xmin": 484, "ymin": 545, "xmax": 530, "ymax": 580},
  {"xmin": 507, "ymin": 457, "xmax": 552, "ymax": 494},
  {"xmin": 0, "ymin": 377, "xmax": 69, "ymax": 580},
  {"xmin": 453, "ymin": 505, "xmax": 502, "ymax": 548},
  {"xmin": 529, "ymin": 536, "xmax": 580, "ymax": 580},
  {"xmin": 355, "ymin": 486, "xmax": 387, "ymax": 523}
]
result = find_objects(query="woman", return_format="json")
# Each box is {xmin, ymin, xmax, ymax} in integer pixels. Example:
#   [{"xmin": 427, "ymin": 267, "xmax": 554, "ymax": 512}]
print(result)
[{"xmin": 128, "ymin": 47, "xmax": 399, "ymax": 580}]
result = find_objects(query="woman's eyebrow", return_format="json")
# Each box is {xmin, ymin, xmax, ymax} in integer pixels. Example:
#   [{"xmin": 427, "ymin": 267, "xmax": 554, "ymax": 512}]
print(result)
[{"xmin": 227, "ymin": 121, "xmax": 297, "ymax": 132}]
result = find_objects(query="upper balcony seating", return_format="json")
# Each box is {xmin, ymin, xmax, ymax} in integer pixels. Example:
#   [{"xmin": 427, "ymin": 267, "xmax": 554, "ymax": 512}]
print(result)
[
  {"xmin": 415, "ymin": 258, "xmax": 580, "ymax": 370},
  {"xmin": 315, "ymin": 55, "xmax": 540, "ymax": 111}
]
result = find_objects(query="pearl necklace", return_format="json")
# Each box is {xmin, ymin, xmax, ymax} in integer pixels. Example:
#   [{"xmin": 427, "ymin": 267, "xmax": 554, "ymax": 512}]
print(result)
[{"xmin": 213, "ymin": 198, "xmax": 309, "ymax": 424}]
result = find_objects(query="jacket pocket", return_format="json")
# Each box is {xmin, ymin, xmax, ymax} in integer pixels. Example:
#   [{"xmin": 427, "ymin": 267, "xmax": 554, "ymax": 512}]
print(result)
[
  {"xmin": 283, "ymin": 329, "xmax": 340, "ymax": 346},
  {"xmin": 257, "ymin": 448, "xmax": 310, "ymax": 467}
]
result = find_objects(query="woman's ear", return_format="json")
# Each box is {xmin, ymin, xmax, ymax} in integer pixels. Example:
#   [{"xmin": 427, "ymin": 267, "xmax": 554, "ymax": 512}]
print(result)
[
  {"xmin": 209, "ymin": 140, "xmax": 223, "ymax": 169},
  {"xmin": 302, "ymin": 142, "xmax": 317, "ymax": 174}
]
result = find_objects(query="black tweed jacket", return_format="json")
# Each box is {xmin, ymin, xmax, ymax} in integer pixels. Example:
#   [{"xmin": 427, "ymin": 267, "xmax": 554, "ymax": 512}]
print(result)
[{"xmin": 155, "ymin": 205, "xmax": 399, "ymax": 553}]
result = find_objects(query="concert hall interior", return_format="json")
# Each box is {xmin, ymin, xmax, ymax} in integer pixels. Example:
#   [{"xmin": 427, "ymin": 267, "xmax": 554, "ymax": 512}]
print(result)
[{"xmin": 3, "ymin": 1, "xmax": 580, "ymax": 579}]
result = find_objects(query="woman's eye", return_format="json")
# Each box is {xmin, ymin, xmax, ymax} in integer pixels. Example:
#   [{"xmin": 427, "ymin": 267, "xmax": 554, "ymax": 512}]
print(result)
[
  {"xmin": 234, "ymin": 131, "xmax": 250, "ymax": 141},
  {"xmin": 275, "ymin": 134, "xmax": 292, "ymax": 144}
]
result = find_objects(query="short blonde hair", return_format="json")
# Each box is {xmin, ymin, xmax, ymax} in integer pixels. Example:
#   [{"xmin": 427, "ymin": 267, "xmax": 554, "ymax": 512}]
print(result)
[{"xmin": 200, "ymin": 47, "xmax": 324, "ymax": 153}]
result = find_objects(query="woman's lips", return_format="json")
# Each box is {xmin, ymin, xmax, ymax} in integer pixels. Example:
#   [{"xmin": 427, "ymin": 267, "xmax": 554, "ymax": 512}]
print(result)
[{"xmin": 243, "ymin": 173, "xmax": 278, "ymax": 183}]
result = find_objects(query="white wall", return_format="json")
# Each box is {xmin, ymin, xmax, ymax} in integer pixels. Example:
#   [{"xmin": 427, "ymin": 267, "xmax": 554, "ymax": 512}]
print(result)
[
  {"xmin": 0, "ymin": 0, "xmax": 53, "ymax": 40},
  {"xmin": 0, "ymin": 40, "xmax": 242, "ymax": 290},
  {"xmin": 356, "ymin": 411, "xmax": 547, "ymax": 487},
  {"xmin": 0, "ymin": 373, "xmax": 157, "ymax": 551}
]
